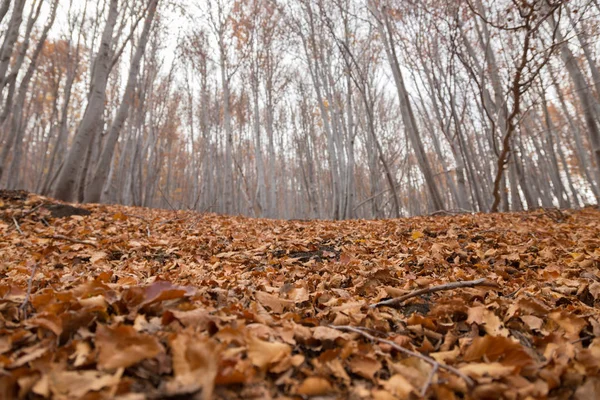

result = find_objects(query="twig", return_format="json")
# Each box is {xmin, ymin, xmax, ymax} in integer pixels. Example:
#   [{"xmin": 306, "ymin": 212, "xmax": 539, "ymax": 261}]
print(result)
[
  {"xmin": 12, "ymin": 217, "xmax": 23, "ymax": 235},
  {"xmin": 429, "ymin": 208, "xmax": 473, "ymax": 216},
  {"xmin": 19, "ymin": 264, "xmax": 38, "ymax": 320},
  {"xmin": 421, "ymin": 363, "xmax": 439, "ymax": 397},
  {"xmin": 21, "ymin": 203, "xmax": 45, "ymax": 217},
  {"xmin": 572, "ymin": 335, "xmax": 593, "ymax": 344},
  {"xmin": 330, "ymin": 325, "xmax": 474, "ymax": 389},
  {"xmin": 45, "ymin": 234, "xmax": 98, "ymax": 248},
  {"xmin": 157, "ymin": 185, "xmax": 176, "ymax": 211},
  {"xmin": 371, "ymin": 278, "xmax": 498, "ymax": 309}
]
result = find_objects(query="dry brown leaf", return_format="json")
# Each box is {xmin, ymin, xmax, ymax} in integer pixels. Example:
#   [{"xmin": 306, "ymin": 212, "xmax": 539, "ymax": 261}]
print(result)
[
  {"xmin": 96, "ymin": 324, "xmax": 164, "ymax": 370},
  {"xmin": 459, "ymin": 362, "xmax": 515, "ymax": 378},
  {"xmin": 382, "ymin": 374, "xmax": 415, "ymax": 398},
  {"xmin": 296, "ymin": 376, "xmax": 334, "ymax": 396},
  {"xmin": 46, "ymin": 368, "xmax": 122, "ymax": 399},
  {"xmin": 467, "ymin": 306, "xmax": 509, "ymax": 337},
  {"xmin": 549, "ymin": 311, "xmax": 588, "ymax": 340},
  {"xmin": 313, "ymin": 326, "xmax": 349, "ymax": 342},
  {"xmin": 247, "ymin": 334, "xmax": 291, "ymax": 370},
  {"xmin": 348, "ymin": 355, "xmax": 382, "ymax": 380},
  {"xmin": 163, "ymin": 331, "xmax": 219, "ymax": 399},
  {"xmin": 255, "ymin": 291, "xmax": 294, "ymax": 313}
]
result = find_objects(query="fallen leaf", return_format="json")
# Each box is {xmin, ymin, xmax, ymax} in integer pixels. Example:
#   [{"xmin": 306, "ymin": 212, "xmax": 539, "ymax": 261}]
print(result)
[
  {"xmin": 382, "ymin": 374, "xmax": 415, "ymax": 398},
  {"xmin": 96, "ymin": 325, "xmax": 164, "ymax": 370},
  {"xmin": 163, "ymin": 331, "xmax": 219, "ymax": 400},
  {"xmin": 348, "ymin": 355, "xmax": 382, "ymax": 380},
  {"xmin": 459, "ymin": 362, "xmax": 515, "ymax": 378},
  {"xmin": 467, "ymin": 306, "xmax": 509, "ymax": 337},
  {"xmin": 47, "ymin": 368, "xmax": 122, "ymax": 398},
  {"xmin": 247, "ymin": 335, "xmax": 291, "ymax": 370},
  {"xmin": 296, "ymin": 376, "xmax": 333, "ymax": 396},
  {"xmin": 255, "ymin": 291, "xmax": 294, "ymax": 313}
]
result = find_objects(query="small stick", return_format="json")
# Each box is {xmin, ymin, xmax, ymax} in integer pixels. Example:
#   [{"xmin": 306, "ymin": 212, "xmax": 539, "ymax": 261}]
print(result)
[
  {"xmin": 429, "ymin": 208, "xmax": 473, "ymax": 216},
  {"xmin": 421, "ymin": 363, "xmax": 439, "ymax": 397},
  {"xmin": 21, "ymin": 203, "xmax": 44, "ymax": 217},
  {"xmin": 45, "ymin": 234, "xmax": 98, "ymax": 248},
  {"xmin": 12, "ymin": 217, "xmax": 23, "ymax": 235},
  {"xmin": 19, "ymin": 264, "xmax": 38, "ymax": 320},
  {"xmin": 330, "ymin": 325, "xmax": 474, "ymax": 388},
  {"xmin": 371, "ymin": 278, "xmax": 498, "ymax": 309}
]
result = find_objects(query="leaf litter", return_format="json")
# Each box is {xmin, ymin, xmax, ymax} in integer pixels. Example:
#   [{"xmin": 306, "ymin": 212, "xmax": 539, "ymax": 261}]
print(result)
[{"xmin": 0, "ymin": 190, "xmax": 599, "ymax": 399}]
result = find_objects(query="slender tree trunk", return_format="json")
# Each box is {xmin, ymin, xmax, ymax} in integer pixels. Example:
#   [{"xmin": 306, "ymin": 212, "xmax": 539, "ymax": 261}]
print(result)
[
  {"xmin": 551, "ymin": 16, "xmax": 600, "ymax": 185},
  {"xmin": 86, "ymin": 0, "xmax": 158, "ymax": 203},
  {"xmin": 0, "ymin": 0, "xmax": 26, "ymax": 96},
  {"xmin": 53, "ymin": 0, "xmax": 119, "ymax": 202},
  {"xmin": 373, "ymin": 3, "xmax": 444, "ymax": 211},
  {"xmin": 251, "ymin": 66, "xmax": 267, "ymax": 216},
  {"xmin": 0, "ymin": 0, "xmax": 57, "ymax": 182}
]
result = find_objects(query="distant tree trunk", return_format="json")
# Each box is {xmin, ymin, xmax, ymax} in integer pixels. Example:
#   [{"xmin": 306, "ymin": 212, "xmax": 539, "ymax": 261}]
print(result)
[
  {"xmin": 0, "ymin": 0, "xmax": 57, "ymax": 183},
  {"xmin": 549, "ymin": 69, "xmax": 600, "ymax": 202},
  {"xmin": 217, "ymin": 35, "xmax": 234, "ymax": 214},
  {"xmin": 251, "ymin": 65, "xmax": 267, "ymax": 216},
  {"xmin": 0, "ymin": 0, "xmax": 26, "ymax": 97},
  {"xmin": 53, "ymin": 0, "xmax": 119, "ymax": 202},
  {"xmin": 0, "ymin": 0, "xmax": 42, "ymax": 127},
  {"xmin": 86, "ymin": 0, "xmax": 158, "ymax": 203},
  {"xmin": 0, "ymin": 0, "xmax": 11, "ymax": 25},
  {"xmin": 551, "ymin": 16, "xmax": 600, "ymax": 185},
  {"xmin": 372, "ymin": 3, "xmax": 445, "ymax": 212}
]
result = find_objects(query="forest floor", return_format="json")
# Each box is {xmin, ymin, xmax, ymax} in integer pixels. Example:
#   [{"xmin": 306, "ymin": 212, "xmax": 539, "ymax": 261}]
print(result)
[{"xmin": 0, "ymin": 190, "xmax": 599, "ymax": 400}]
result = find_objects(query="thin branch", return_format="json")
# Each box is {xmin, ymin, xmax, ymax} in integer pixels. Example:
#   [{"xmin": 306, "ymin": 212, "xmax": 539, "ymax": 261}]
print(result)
[
  {"xmin": 421, "ymin": 363, "xmax": 439, "ymax": 397},
  {"xmin": 330, "ymin": 325, "xmax": 474, "ymax": 389},
  {"xmin": 12, "ymin": 217, "xmax": 23, "ymax": 235},
  {"xmin": 21, "ymin": 202, "xmax": 44, "ymax": 217},
  {"xmin": 371, "ymin": 278, "xmax": 498, "ymax": 309},
  {"xmin": 429, "ymin": 208, "xmax": 473, "ymax": 216},
  {"xmin": 45, "ymin": 234, "xmax": 98, "ymax": 248},
  {"xmin": 19, "ymin": 263, "xmax": 38, "ymax": 320}
]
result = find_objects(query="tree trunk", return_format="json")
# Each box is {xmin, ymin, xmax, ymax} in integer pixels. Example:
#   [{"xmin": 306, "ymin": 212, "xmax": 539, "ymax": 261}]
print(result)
[
  {"xmin": 0, "ymin": 0, "xmax": 26, "ymax": 96},
  {"xmin": 86, "ymin": 0, "xmax": 158, "ymax": 203},
  {"xmin": 0, "ymin": 0, "xmax": 57, "ymax": 182},
  {"xmin": 53, "ymin": 0, "xmax": 119, "ymax": 202},
  {"xmin": 373, "ymin": 3, "xmax": 445, "ymax": 212},
  {"xmin": 551, "ymin": 16, "xmax": 600, "ymax": 186}
]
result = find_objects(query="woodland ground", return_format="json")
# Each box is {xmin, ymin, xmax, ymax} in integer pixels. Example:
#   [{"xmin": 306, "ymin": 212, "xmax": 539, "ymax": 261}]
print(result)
[{"xmin": 0, "ymin": 189, "xmax": 599, "ymax": 400}]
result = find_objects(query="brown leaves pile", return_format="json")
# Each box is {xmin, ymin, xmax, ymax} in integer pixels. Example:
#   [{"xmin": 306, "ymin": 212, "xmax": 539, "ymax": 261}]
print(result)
[{"xmin": 0, "ymin": 190, "xmax": 599, "ymax": 399}]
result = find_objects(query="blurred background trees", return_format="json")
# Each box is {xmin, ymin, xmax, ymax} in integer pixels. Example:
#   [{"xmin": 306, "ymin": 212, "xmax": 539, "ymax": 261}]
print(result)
[{"xmin": 0, "ymin": 0, "xmax": 598, "ymax": 219}]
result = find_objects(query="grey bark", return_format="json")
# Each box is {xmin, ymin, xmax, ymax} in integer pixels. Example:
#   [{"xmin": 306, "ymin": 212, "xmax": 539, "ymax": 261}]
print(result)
[
  {"xmin": 0, "ymin": 0, "xmax": 26, "ymax": 97},
  {"xmin": 372, "ymin": 2, "xmax": 445, "ymax": 212},
  {"xmin": 53, "ymin": 0, "xmax": 119, "ymax": 202},
  {"xmin": 85, "ymin": 0, "xmax": 158, "ymax": 203}
]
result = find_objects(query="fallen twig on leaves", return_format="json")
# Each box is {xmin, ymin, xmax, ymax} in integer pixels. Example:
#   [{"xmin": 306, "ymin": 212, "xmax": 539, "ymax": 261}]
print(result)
[
  {"xmin": 45, "ymin": 234, "xmax": 98, "ymax": 248},
  {"xmin": 421, "ymin": 364, "xmax": 439, "ymax": 397},
  {"xmin": 12, "ymin": 217, "xmax": 23, "ymax": 235},
  {"xmin": 429, "ymin": 208, "xmax": 473, "ymax": 216},
  {"xmin": 371, "ymin": 278, "xmax": 498, "ymax": 308},
  {"xmin": 21, "ymin": 203, "xmax": 45, "ymax": 217},
  {"xmin": 330, "ymin": 325, "xmax": 474, "ymax": 392},
  {"xmin": 19, "ymin": 264, "xmax": 38, "ymax": 319}
]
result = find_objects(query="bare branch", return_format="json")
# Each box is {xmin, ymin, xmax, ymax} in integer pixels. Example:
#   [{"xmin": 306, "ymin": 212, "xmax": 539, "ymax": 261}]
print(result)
[
  {"xmin": 330, "ymin": 325, "xmax": 475, "ymax": 390},
  {"xmin": 371, "ymin": 278, "xmax": 498, "ymax": 308}
]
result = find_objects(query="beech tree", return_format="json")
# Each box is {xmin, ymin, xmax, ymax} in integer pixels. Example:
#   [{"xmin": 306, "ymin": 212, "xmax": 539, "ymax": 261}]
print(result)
[{"xmin": 2, "ymin": 0, "xmax": 599, "ymax": 219}]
